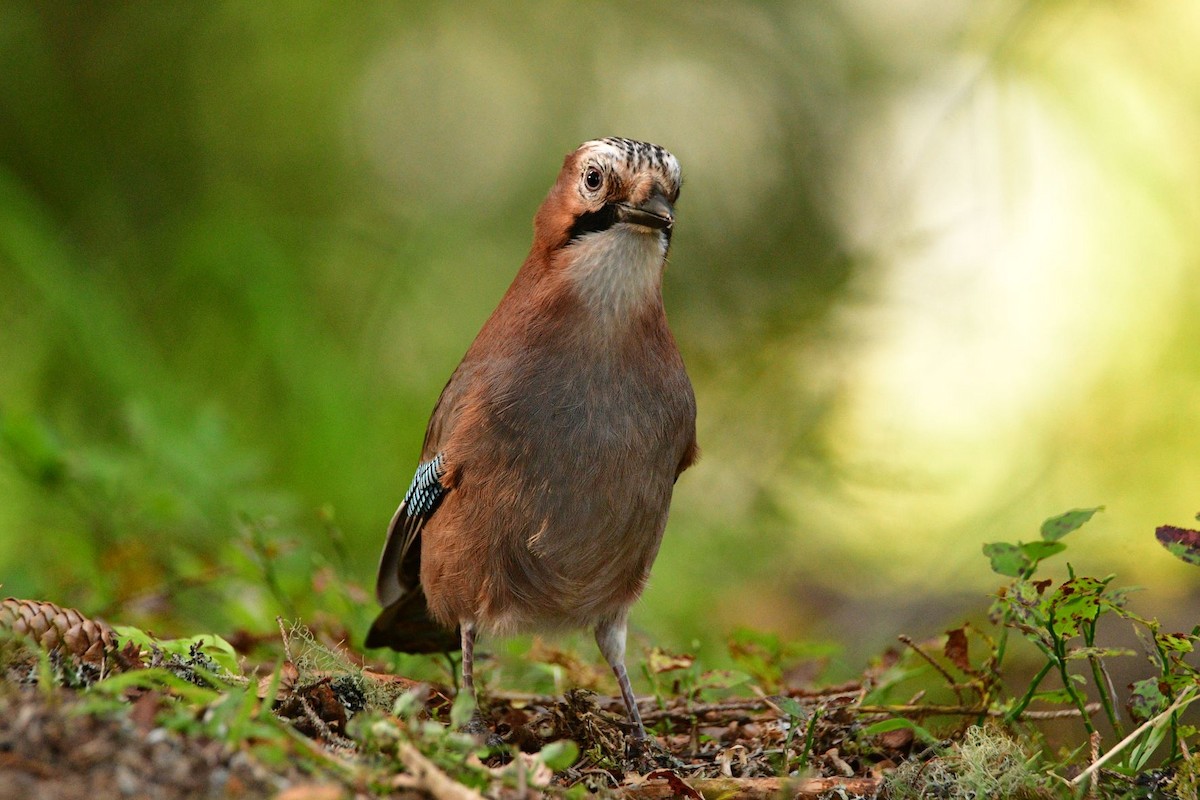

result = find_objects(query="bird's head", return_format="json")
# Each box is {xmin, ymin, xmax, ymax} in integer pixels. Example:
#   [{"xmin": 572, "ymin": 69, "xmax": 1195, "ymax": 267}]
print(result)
[
  {"xmin": 530, "ymin": 138, "xmax": 682, "ymax": 319},
  {"xmin": 534, "ymin": 137, "xmax": 682, "ymax": 257}
]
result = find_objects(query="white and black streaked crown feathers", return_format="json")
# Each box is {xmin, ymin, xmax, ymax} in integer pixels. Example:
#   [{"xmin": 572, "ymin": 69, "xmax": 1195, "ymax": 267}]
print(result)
[
  {"xmin": 564, "ymin": 137, "xmax": 682, "ymax": 245},
  {"xmin": 576, "ymin": 137, "xmax": 682, "ymax": 199},
  {"xmin": 595, "ymin": 137, "xmax": 681, "ymax": 191}
]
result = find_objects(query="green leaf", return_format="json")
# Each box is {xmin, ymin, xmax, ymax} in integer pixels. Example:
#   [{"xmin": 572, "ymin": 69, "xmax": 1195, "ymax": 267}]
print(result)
[
  {"xmin": 1032, "ymin": 688, "xmax": 1075, "ymax": 704},
  {"xmin": 112, "ymin": 627, "xmax": 241, "ymax": 675},
  {"xmin": 1127, "ymin": 678, "xmax": 1167, "ymax": 723},
  {"xmin": 861, "ymin": 717, "xmax": 938, "ymax": 745},
  {"xmin": 112, "ymin": 625, "xmax": 157, "ymax": 650},
  {"xmin": 537, "ymin": 739, "xmax": 579, "ymax": 771},
  {"xmin": 1048, "ymin": 578, "xmax": 1105, "ymax": 639},
  {"xmin": 772, "ymin": 696, "xmax": 809, "ymax": 719},
  {"xmin": 392, "ymin": 689, "xmax": 425, "ymax": 719},
  {"xmin": 1020, "ymin": 540, "xmax": 1066, "ymax": 563},
  {"xmin": 983, "ymin": 542, "xmax": 1028, "ymax": 577},
  {"xmin": 1156, "ymin": 631, "xmax": 1198, "ymax": 654},
  {"xmin": 449, "ymin": 689, "xmax": 477, "ymax": 729},
  {"xmin": 1040, "ymin": 507, "xmax": 1103, "ymax": 542},
  {"xmin": 90, "ymin": 668, "xmax": 221, "ymax": 705}
]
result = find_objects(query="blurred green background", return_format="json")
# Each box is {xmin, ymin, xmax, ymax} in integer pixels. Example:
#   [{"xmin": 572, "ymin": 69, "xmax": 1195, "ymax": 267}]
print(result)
[{"xmin": 2, "ymin": 1, "xmax": 1199, "ymax": 673}]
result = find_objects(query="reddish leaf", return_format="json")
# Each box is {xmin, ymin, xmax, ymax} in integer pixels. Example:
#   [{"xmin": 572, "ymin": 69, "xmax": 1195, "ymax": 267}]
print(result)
[
  {"xmin": 644, "ymin": 769, "xmax": 703, "ymax": 799},
  {"xmin": 1157, "ymin": 525, "xmax": 1200, "ymax": 567},
  {"xmin": 646, "ymin": 647, "xmax": 695, "ymax": 674},
  {"xmin": 943, "ymin": 627, "xmax": 970, "ymax": 672}
]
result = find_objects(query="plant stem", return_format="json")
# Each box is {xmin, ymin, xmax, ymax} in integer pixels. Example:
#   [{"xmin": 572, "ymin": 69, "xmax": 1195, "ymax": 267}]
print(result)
[
  {"xmin": 1005, "ymin": 659, "xmax": 1054, "ymax": 724},
  {"xmin": 1051, "ymin": 630, "xmax": 1096, "ymax": 736},
  {"xmin": 1083, "ymin": 618, "xmax": 1123, "ymax": 737}
]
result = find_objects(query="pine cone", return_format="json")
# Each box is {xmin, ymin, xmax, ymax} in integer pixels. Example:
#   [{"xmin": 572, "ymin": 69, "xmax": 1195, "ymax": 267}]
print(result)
[{"xmin": 0, "ymin": 597, "xmax": 117, "ymax": 663}]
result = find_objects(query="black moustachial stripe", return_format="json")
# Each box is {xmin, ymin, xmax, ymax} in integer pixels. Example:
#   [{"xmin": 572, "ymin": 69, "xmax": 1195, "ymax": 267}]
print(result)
[{"xmin": 567, "ymin": 204, "xmax": 618, "ymax": 243}]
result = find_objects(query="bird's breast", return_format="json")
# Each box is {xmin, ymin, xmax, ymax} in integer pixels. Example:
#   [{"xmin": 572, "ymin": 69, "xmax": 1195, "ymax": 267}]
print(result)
[{"xmin": 423, "ymin": 262, "xmax": 696, "ymax": 632}]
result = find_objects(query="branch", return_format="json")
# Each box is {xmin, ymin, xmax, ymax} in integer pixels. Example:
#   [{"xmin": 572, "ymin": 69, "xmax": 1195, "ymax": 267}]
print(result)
[
  {"xmin": 1071, "ymin": 688, "xmax": 1198, "ymax": 788},
  {"xmin": 395, "ymin": 743, "xmax": 485, "ymax": 800}
]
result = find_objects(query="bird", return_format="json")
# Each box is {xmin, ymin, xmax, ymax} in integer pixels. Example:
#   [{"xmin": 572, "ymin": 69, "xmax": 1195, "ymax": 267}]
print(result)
[{"xmin": 365, "ymin": 137, "xmax": 697, "ymax": 741}]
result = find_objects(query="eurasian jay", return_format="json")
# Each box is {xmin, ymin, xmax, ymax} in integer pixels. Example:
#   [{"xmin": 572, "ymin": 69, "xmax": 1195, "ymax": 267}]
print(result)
[{"xmin": 366, "ymin": 137, "xmax": 697, "ymax": 741}]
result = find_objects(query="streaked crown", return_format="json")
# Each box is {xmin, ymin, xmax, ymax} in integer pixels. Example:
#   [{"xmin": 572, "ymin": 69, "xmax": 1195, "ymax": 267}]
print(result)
[{"xmin": 575, "ymin": 137, "xmax": 682, "ymax": 201}]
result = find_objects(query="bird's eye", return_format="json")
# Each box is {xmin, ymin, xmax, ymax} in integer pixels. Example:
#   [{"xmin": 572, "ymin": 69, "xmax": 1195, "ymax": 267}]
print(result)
[{"xmin": 584, "ymin": 167, "xmax": 603, "ymax": 192}]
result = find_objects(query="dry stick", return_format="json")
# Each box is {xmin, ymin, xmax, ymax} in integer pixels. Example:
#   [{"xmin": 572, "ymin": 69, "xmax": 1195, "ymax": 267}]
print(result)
[
  {"xmin": 621, "ymin": 775, "xmax": 881, "ymax": 800},
  {"xmin": 649, "ymin": 700, "xmax": 1099, "ymax": 724},
  {"xmin": 1070, "ymin": 688, "xmax": 1198, "ymax": 788},
  {"xmin": 899, "ymin": 634, "xmax": 965, "ymax": 705},
  {"xmin": 276, "ymin": 616, "xmax": 294, "ymax": 663},
  {"xmin": 1087, "ymin": 731, "xmax": 1101, "ymax": 800},
  {"xmin": 492, "ymin": 690, "xmax": 1095, "ymax": 726},
  {"xmin": 395, "ymin": 742, "xmax": 486, "ymax": 800},
  {"xmin": 856, "ymin": 703, "xmax": 1100, "ymax": 720},
  {"xmin": 641, "ymin": 699, "xmax": 796, "ymax": 722}
]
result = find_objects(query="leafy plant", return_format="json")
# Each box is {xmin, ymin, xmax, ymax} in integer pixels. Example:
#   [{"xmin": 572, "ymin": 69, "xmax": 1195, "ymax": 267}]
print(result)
[{"xmin": 983, "ymin": 508, "xmax": 1200, "ymax": 789}]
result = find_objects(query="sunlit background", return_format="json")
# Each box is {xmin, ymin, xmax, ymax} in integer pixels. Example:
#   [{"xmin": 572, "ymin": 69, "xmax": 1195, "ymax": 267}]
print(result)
[{"xmin": 1, "ymin": 1, "xmax": 1198, "ymax": 674}]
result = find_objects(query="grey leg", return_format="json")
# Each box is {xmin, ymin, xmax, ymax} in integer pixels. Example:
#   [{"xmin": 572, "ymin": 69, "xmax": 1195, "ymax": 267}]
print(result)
[
  {"xmin": 595, "ymin": 613, "xmax": 647, "ymax": 740},
  {"xmin": 461, "ymin": 622, "xmax": 476, "ymax": 701},
  {"xmin": 459, "ymin": 622, "xmax": 488, "ymax": 735}
]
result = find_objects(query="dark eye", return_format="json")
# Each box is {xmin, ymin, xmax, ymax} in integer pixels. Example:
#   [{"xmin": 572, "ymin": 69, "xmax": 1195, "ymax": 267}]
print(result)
[{"xmin": 584, "ymin": 167, "xmax": 603, "ymax": 192}]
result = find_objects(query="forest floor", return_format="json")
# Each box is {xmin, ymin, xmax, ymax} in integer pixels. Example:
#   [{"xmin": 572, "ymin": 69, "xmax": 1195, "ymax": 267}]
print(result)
[
  {"xmin": 0, "ymin": 607, "xmax": 903, "ymax": 800},
  {"xmin": 3, "ymin": 507, "xmax": 1198, "ymax": 798},
  {"xmin": 0, "ymin": 597, "xmax": 1124, "ymax": 800}
]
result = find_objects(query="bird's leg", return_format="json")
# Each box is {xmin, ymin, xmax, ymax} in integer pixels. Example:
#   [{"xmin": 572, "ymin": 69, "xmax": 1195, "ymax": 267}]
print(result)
[
  {"xmin": 461, "ymin": 622, "xmax": 476, "ymax": 700},
  {"xmin": 595, "ymin": 614, "xmax": 647, "ymax": 740},
  {"xmin": 458, "ymin": 621, "xmax": 487, "ymax": 734}
]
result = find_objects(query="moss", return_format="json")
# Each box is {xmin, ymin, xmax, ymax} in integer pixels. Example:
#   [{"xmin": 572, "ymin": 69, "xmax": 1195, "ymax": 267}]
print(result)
[{"xmin": 886, "ymin": 725, "xmax": 1051, "ymax": 800}]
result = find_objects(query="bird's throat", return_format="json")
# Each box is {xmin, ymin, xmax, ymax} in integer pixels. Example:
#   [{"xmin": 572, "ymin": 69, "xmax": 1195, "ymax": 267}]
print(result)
[{"xmin": 561, "ymin": 228, "xmax": 667, "ymax": 325}]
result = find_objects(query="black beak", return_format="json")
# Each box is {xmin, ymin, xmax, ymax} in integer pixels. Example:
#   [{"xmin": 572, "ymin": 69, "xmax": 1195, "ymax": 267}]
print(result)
[{"xmin": 615, "ymin": 191, "xmax": 674, "ymax": 231}]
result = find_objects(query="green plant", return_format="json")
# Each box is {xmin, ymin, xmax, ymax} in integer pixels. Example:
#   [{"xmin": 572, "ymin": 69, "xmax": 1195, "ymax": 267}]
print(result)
[{"xmin": 985, "ymin": 508, "xmax": 1200, "ymax": 789}]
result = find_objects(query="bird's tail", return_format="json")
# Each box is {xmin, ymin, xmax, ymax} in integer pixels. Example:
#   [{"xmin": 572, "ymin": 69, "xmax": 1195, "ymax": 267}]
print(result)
[{"xmin": 364, "ymin": 588, "xmax": 460, "ymax": 654}]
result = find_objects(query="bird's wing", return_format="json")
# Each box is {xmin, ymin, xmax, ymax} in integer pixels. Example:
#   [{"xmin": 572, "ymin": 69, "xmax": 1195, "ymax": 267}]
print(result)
[
  {"xmin": 374, "ymin": 453, "xmax": 446, "ymax": 607},
  {"xmin": 375, "ymin": 353, "xmax": 482, "ymax": 606}
]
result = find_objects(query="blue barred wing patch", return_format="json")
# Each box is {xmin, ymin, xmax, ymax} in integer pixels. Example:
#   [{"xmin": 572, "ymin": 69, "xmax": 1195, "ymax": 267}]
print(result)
[{"xmin": 403, "ymin": 453, "xmax": 445, "ymax": 518}]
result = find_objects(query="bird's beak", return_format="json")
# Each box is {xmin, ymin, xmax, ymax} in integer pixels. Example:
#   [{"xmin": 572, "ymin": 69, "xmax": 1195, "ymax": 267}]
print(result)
[{"xmin": 615, "ymin": 191, "xmax": 674, "ymax": 231}]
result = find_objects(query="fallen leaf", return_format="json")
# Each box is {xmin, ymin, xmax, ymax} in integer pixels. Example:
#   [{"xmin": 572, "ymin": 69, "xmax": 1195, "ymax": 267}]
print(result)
[
  {"xmin": 944, "ymin": 626, "xmax": 970, "ymax": 672},
  {"xmin": 643, "ymin": 769, "xmax": 703, "ymax": 799},
  {"xmin": 646, "ymin": 647, "xmax": 695, "ymax": 674}
]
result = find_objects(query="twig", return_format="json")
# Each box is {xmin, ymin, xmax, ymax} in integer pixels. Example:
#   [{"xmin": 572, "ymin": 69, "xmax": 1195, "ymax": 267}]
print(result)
[
  {"xmin": 396, "ymin": 742, "xmax": 486, "ymax": 800},
  {"xmin": 641, "ymin": 699, "xmax": 781, "ymax": 722},
  {"xmin": 621, "ymin": 775, "xmax": 881, "ymax": 799},
  {"xmin": 1071, "ymin": 688, "xmax": 1198, "ymax": 788},
  {"xmin": 856, "ymin": 703, "xmax": 1100, "ymax": 720},
  {"xmin": 899, "ymin": 634, "xmax": 965, "ymax": 705},
  {"xmin": 1087, "ymin": 731, "xmax": 1100, "ymax": 800},
  {"xmin": 503, "ymin": 689, "xmax": 1101, "ymax": 724},
  {"xmin": 277, "ymin": 616, "xmax": 293, "ymax": 663}
]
